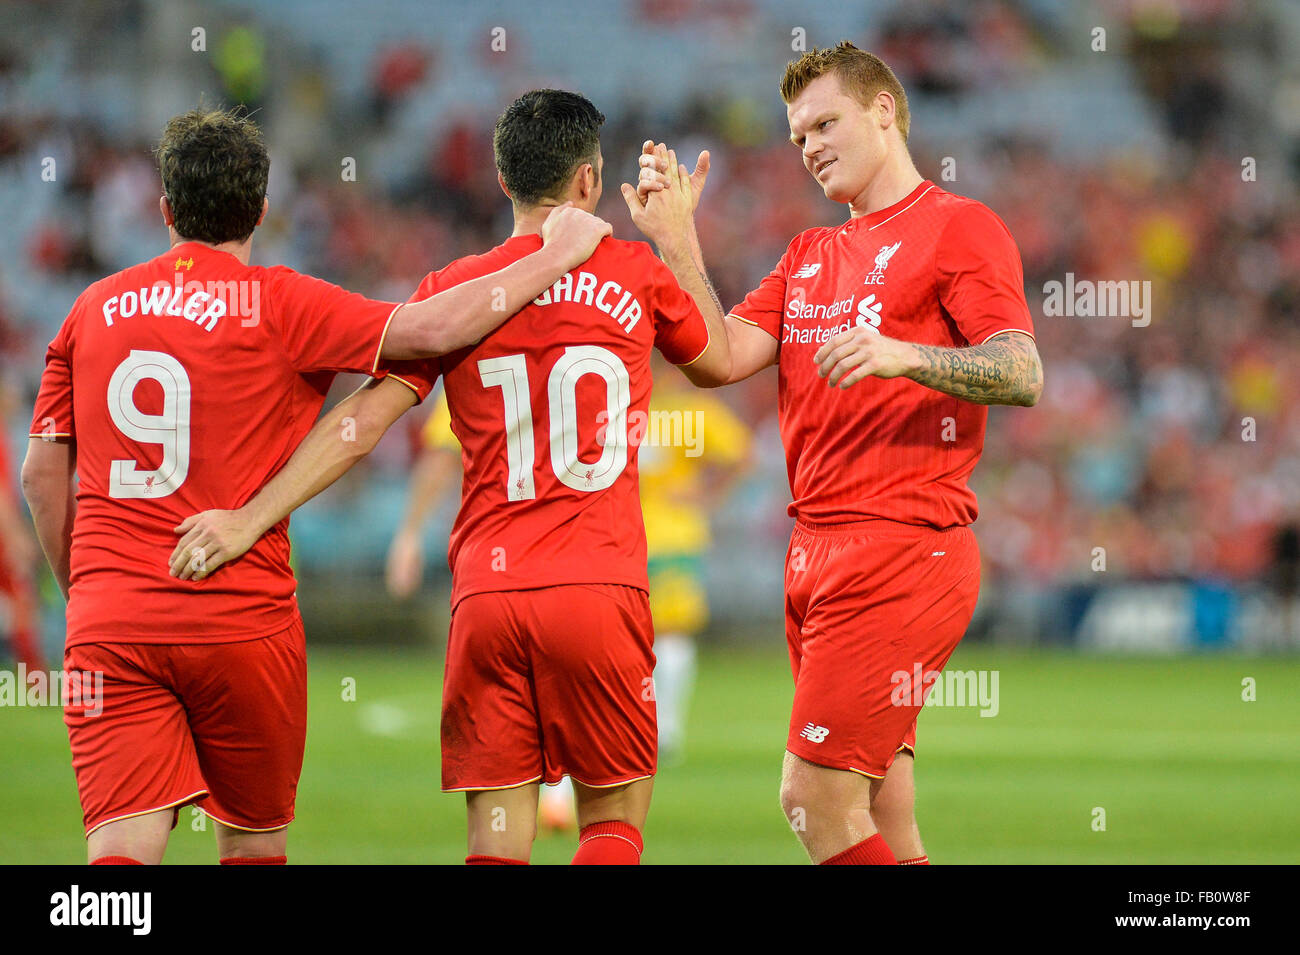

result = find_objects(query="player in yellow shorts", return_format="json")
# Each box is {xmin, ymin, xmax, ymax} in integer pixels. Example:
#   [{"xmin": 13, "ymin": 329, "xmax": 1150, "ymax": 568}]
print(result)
[{"xmin": 639, "ymin": 356, "xmax": 752, "ymax": 764}]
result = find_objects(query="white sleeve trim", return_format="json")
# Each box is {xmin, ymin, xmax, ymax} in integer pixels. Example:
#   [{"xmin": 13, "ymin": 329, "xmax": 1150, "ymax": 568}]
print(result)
[
  {"xmin": 369, "ymin": 302, "xmax": 407, "ymax": 375},
  {"xmin": 979, "ymin": 327, "xmax": 1036, "ymax": 345}
]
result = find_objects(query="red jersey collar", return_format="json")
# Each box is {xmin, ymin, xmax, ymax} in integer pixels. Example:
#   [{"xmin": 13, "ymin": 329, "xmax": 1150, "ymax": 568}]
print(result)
[
  {"xmin": 505, "ymin": 232, "xmax": 543, "ymax": 248},
  {"xmin": 164, "ymin": 240, "xmax": 244, "ymax": 267},
  {"xmin": 851, "ymin": 179, "xmax": 937, "ymax": 230}
]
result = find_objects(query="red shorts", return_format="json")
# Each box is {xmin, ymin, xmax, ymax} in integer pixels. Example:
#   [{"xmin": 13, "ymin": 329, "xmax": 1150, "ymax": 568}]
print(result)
[
  {"xmin": 441, "ymin": 584, "xmax": 657, "ymax": 791},
  {"xmin": 63, "ymin": 619, "xmax": 307, "ymax": 836},
  {"xmin": 784, "ymin": 519, "xmax": 980, "ymax": 778}
]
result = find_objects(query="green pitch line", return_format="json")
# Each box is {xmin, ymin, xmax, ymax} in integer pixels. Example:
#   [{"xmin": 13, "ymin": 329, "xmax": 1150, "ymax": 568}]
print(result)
[{"xmin": 1, "ymin": 646, "xmax": 1296, "ymax": 864}]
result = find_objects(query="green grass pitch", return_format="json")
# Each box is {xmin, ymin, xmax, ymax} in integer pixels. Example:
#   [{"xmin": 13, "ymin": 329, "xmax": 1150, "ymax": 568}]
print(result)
[{"xmin": 2, "ymin": 645, "xmax": 1296, "ymax": 864}]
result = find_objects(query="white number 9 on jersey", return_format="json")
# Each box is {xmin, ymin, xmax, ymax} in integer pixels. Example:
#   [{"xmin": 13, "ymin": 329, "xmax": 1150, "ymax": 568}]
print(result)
[{"xmin": 107, "ymin": 349, "xmax": 191, "ymax": 498}]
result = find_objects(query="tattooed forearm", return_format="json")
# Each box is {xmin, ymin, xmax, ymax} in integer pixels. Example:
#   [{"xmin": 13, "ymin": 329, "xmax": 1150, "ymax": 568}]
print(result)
[
  {"xmin": 660, "ymin": 233, "xmax": 723, "ymax": 319},
  {"xmin": 907, "ymin": 332, "xmax": 1043, "ymax": 406},
  {"xmin": 654, "ymin": 229, "xmax": 733, "ymax": 384},
  {"xmin": 695, "ymin": 261, "xmax": 724, "ymax": 318}
]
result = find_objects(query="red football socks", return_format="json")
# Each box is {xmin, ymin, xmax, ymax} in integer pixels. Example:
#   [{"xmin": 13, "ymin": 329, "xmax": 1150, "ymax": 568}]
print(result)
[
  {"xmin": 571, "ymin": 820, "xmax": 643, "ymax": 865},
  {"xmin": 90, "ymin": 856, "xmax": 142, "ymax": 865},
  {"xmin": 220, "ymin": 856, "xmax": 287, "ymax": 865},
  {"xmin": 898, "ymin": 855, "xmax": 930, "ymax": 865},
  {"xmin": 821, "ymin": 833, "xmax": 898, "ymax": 865},
  {"xmin": 466, "ymin": 854, "xmax": 528, "ymax": 865}
]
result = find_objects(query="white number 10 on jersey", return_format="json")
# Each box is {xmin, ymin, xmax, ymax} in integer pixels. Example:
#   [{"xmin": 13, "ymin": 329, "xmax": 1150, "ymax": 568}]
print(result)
[{"xmin": 478, "ymin": 345, "xmax": 630, "ymax": 500}]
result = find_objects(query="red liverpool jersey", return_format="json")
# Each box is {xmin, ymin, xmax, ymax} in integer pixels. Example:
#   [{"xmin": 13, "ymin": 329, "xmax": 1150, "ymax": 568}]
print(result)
[
  {"xmin": 393, "ymin": 233, "xmax": 710, "ymax": 608},
  {"xmin": 30, "ymin": 241, "xmax": 401, "ymax": 645},
  {"xmin": 730, "ymin": 180, "xmax": 1034, "ymax": 528}
]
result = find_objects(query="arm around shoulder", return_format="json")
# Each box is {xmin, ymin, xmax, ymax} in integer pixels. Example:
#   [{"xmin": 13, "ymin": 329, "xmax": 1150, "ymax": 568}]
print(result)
[
  {"xmin": 381, "ymin": 206, "xmax": 612, "ymax": 360},
  {"xmin": 168, "ymin": 376, "xmax": 419, "ymax": 580}
]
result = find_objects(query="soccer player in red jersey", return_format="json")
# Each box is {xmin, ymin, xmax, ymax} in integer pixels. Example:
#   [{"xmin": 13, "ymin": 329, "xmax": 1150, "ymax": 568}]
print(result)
[
  {"xmin": 168, "ymin": 90, "xmax": 731, "ymax": 864},
  {"xmin": 636, "ymin": 43, "xmax": 1043, "ymax": 864},
  {"xmin": 19, "ymin": 107, "xmax": 610, "ymax": 865}
]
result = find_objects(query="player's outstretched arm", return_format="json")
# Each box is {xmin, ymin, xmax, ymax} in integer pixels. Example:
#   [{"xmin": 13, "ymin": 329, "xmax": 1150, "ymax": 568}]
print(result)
[
  {"xmin": 381, "ymin": 204, "xmax": 611, "ymax": 359},
  {"xmin": 813, "ymin": 329, "xmax": 1043, "ymax": 406},
  {"xmin": 631, "ymin": 142, "xmax": 777, "ymax": 386},
  {"xmin": 169, "ymin": 376, "xmax": 419, "ymax": 581},
  {"xmin": 622, "ymin": 147, "xmax": 730, "ymax": 386},
  {"xmin": 20, "ymin": 438, "xmax": 76, "ymax": 600}
]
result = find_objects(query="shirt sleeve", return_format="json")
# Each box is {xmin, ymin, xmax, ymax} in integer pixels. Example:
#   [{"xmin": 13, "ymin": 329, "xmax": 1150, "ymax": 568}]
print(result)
[
  {"xmin": 729, "ymin": 241, "xmax": 794, "ymax": 343},
  {"xmin": 935, "ymin": 203, "xmax": 1035, "ymax": 345},
  {"xmin": 371, "ymin": 270, "xmax": 443, "ymax": 403},
  {"xmin": 266, "ymin": 266, "xmax": 403, "ymax": 375},
  {"xmin": 29, "ymin": 317, "xmax": 76, "ymax": 441},
  {"xmin": 647, "ymin": 255, "xmax": 711, "ymax": 366},
  {"xmin": 380, "ymin": 357, "xmax": 441, "ymax": 404}
]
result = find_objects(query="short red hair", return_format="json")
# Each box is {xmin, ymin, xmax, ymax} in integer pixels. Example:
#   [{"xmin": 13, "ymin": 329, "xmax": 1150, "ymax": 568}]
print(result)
[{"xmin": 781, "ymin": 42, "xmax": 911, "ymax": 142}]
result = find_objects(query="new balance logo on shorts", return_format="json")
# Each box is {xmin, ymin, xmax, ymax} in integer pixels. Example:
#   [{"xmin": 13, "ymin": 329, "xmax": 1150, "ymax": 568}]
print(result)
[
  {"xmin": 793, "ymin": 263, "xmax": 821, "ymax": 279},
  {"xmin": 799, "ymin": 722, "xmax": 830, "ymax": 743}
]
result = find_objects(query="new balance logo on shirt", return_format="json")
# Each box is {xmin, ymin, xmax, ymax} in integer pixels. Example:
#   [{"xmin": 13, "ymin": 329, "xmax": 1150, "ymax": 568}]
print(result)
[
  {"xmin": 793, "ymin": 263, "xmax": 822, "ymax": 279},
  {"xmin": 799, "ymin": 722, "xmax": 830, "ymax": 743}
]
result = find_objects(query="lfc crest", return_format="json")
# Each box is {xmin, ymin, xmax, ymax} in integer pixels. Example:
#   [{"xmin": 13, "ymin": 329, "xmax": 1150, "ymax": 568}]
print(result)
[{"xmin": 864, "ymin": 241, "xmax": 901, "ymax": 285}]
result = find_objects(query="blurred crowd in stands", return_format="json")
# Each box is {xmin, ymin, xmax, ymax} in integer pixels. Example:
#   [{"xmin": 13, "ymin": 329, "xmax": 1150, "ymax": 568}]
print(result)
[{"xmin": 2, "ymin": 0, "xmax": 1297, "ymax": 642}]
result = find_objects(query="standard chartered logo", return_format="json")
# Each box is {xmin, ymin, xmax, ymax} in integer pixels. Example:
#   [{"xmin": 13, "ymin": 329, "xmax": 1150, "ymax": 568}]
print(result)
[
  {"xmin": 782, "ymin": 291, "xmax": 884, "ymax": 344},
  {"xmin": 855, "ymin": 293, "xmax": 883, "ymax": 331}
]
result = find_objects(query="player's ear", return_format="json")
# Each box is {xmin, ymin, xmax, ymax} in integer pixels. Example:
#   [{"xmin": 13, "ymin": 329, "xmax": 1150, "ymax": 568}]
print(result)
[
  {"xmin": 577, "ymin": 162, "xmax": 596, "ymax": 201},
  {"xmin": 497, "ymin": 171, "xmax": 512, "ymax": 201},
  {"xmin": 256, "ymin": 197, "xmax": 269, "ymax": 227},
  {"xmin": 875, "ymin": 90, "xmax": 897, "ymax": 131},
  {"xmin": 159, "ymin": 195, "xmax": 174, "ymax": 227}
]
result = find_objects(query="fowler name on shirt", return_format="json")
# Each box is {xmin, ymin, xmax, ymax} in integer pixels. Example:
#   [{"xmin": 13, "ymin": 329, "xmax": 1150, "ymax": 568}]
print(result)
[
  {"xmin": 533, "ymin": 269, "xmax": 642, "ymax": 332},
  {"xmin": 100, "ymin": 276, "xmax": 262, "ymax": 332}
]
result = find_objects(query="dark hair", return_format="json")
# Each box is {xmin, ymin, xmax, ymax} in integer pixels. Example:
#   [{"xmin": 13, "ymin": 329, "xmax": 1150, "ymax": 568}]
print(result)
[
  {"xmin": 493, "ymin": 89, "xmax": 605, "ymax": 206},
  {"xmin": 155, "ymin": 108, "xmax": 270, "ymax": 243}
]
